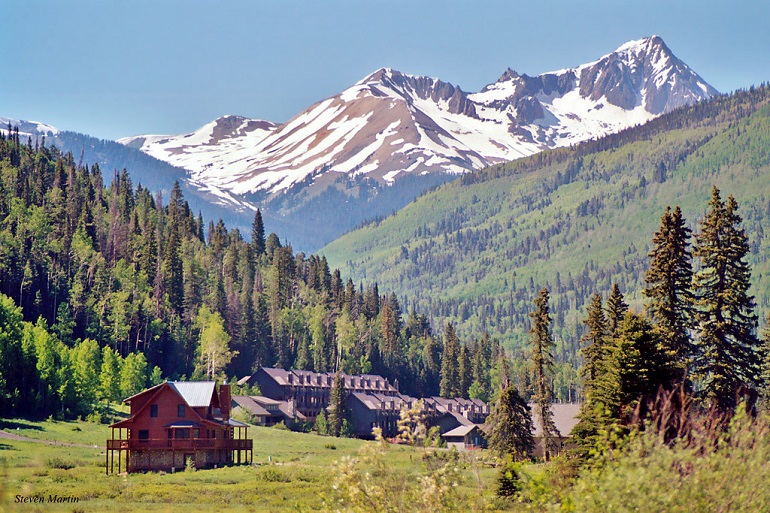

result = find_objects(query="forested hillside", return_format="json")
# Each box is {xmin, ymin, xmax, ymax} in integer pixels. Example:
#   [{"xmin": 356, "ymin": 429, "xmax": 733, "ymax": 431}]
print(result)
[
  {"xmin": 0, "ymin": 132, "xmax": 501, "ymax": 418},
  {"xmin": 323, "ymin": 85, "xmax": 770, "ymax": 366}
]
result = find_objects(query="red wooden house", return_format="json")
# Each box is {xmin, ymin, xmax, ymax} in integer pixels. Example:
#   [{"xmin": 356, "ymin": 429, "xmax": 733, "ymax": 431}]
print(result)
[{"xmin": 106, "ymin": 381, "xmax": 252, "ymax": 473}]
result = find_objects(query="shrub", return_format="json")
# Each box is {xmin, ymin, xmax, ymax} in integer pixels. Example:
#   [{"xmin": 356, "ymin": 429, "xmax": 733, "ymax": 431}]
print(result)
[{"xmin": 47, "ymin": 457, "xmax": 75, "ymax": 470}]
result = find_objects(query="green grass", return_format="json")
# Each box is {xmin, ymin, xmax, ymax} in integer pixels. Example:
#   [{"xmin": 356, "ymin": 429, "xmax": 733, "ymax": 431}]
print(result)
[{"xmin": 0, "ymin": 418, "xmax": 501, "ymax": 512}]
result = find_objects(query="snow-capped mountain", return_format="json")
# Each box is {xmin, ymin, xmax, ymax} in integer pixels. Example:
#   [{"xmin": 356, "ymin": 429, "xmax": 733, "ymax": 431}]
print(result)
[
  {"xmin": 119, "ymin": 36, "xmax": 718, "ymax": 202},
  {"xmin": 1, "ymin": 117, "xmax": 59, "ymax": 139}
]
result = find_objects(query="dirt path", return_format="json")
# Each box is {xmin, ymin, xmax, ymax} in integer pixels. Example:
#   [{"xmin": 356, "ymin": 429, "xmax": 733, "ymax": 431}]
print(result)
[{"xmin": 0, "ymin": 429, "xmax": 98, "ymax": 448}]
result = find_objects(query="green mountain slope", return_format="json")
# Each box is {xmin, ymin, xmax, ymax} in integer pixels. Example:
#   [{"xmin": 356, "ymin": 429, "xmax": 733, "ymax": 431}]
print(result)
[{"xmin": 322, "ymin": 85, "xmax": 770, "ymax": 359}]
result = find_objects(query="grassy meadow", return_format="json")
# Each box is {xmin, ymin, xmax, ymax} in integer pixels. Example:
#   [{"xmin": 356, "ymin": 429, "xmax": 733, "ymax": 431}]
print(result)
[{"xmin": 0, "ymin": 418, "xmax": 500, "ymax": 512}]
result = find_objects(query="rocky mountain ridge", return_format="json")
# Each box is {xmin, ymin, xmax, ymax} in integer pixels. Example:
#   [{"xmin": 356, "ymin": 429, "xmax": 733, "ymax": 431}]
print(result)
[{"xmin": 119, "ymin": 36, "xmax": 716, "ymax": 207}]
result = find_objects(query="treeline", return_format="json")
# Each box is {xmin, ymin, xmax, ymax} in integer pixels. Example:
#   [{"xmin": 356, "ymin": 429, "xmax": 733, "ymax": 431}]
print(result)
[
  {"xmin": 0, "ymin": 127, "xmax": 502, "ymax": 418},
  {"xmin": 330, "ymin": 82, "xmax": 770, "ymax": 390}
]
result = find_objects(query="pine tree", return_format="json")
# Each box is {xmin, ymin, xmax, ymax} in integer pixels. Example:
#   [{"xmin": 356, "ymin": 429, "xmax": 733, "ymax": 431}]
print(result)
[
  {"xmin": 440, "ymin": 322, "xmax": 460, "ymax": 398},
  {"xmin": 485, "ymin": 384, "xmax": 534, "ymax": 460},
  {"xmin": 693, "ymin": 187, "xmax": 763, "ymax": 411},
  {"xmin": 606, "ymin": 283, "xmax": 628, "ymax": 337},
  {"xmin": 421, "ymin": 335, "xmax": 443, "ymax": 397},
  {"xmin": 529, "ymin": 288, "xmax": 560, "ymax": 459},
  {"xmin": 612, "ymin": 311, "xmax": 669, "ymax": 420},
  {"xmin": 580, "ymin": 293, "xmax": 608, "ymax": 385},
  {"xmin": 644, "ymin": 206, "xmax": 695, "ymax": 385},
  {"xmin": 251, "ymin": 209, "xmax": 265, "ymax": 258},
  {"xmin": 458, "ymin": 344, "xmax": 472, "ymax": 399},
  {"xmin": 327, "ymin": 372, "xmax": 346, "ymax": 437},
  {"xmin": 572, "ymin": 293, "xmax": 610, "ymax": 457}
]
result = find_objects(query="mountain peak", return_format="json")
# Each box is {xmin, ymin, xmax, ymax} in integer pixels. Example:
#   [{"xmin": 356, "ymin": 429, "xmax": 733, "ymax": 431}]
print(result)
[{"xmin": 613, "ymin": 35, "xmax": 666, "ymax": 54}]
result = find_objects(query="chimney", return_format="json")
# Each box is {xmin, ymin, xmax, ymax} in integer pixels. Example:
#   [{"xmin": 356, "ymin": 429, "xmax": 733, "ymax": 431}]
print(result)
[{"xmin": 220, "ymin": 384, "xmax": 231, "ymax": 421}]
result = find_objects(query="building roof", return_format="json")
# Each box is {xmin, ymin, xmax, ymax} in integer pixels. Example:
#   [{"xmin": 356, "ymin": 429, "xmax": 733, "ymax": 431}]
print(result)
[
  {"xmin": 169, "ymin": 381, "xmax": 216, "ymax": 408},
  {"xmin": 251, "ymin": 396, "xmax": 281, "ymax": 407},
  {"xmin": 531, "ymin": 403, "xmax": 581, "ymax": 437},
  {"xmin": 442, "ymin": 411, "xmax": 474, "ymax": 427},
  {"xmin": 441, "ymin": 424, "xmax": 479, "ymax": 438},
  {"xmin": 258, "ymin": 367, "xmax": 398, "ymax": 393},
  {"xmin": 231, "ymin": 395, "xmax": 271, "ymax": 417},
  {"xmin": 350, "ymin": 392, "xmax": 381, "ymax": 410}
]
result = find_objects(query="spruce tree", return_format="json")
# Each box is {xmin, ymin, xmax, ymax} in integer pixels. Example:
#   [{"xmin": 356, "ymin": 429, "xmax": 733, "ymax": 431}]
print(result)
[
  {"xmin": 606, "ymin": 283, "xmax": 628, "ymax": 337},
  {"xmin": 529, "ymin": 288, "xmax": 560, "ymax": 458},
  {"xmin": 327, "ymin": 372, "xmax": 346, "ymax": 437},
  {"xmin": 458, "ymin": 344, "xmax": 472, "ymax": 399},
  {"xmin": 486, "ymin": 384, "xmax": 534, "ymax": 460},
  {"xmin": 440, "ymin": 322, "xmax": 460, "ymax": 398},
  {"xmin": 251, "ymin": 208, "xmax": 266, "ymax": 258},
  {"xmin": 612, "ymin": 311, "xmax": 669, "ymax": 420},
  {"xmin": 579, "ymin": 293, "xmax": 608, "ymax": 386},
  {"xmin": 693, "ymin": 187, "xmax": 763, "ymax": 411},
  {"xmin": 644, "ymin": 205, "xmax": 695, "ymax": 385},
  {"xmin": 572, "ymin": 293, "xmax": 609, "ymax": 455}
]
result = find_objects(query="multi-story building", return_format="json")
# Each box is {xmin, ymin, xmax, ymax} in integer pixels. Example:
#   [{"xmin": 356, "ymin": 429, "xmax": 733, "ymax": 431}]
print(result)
[{"xmin": 107, "ymin": 382, "xmax": 252, "ymax": 473}]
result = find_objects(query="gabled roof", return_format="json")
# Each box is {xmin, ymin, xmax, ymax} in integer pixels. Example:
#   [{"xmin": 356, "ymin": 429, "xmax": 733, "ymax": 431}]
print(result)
[
  {"xmin": 349, "ymin": 392, "xmax": 381, "ymax": 410},
  {"xmin": 438, "ymin": 410, "xmax": 474, "ymax": 427},
  {"xmin": 232, "ymin": 395, "xmax": 271, "ymax": 417},
  {"xmin": 168, "ymin": 381, "xmax": 216, "ymax": 408},
  {"xmin": 442, "ymin": 424, "xmax": 480, "ymax": 438}
]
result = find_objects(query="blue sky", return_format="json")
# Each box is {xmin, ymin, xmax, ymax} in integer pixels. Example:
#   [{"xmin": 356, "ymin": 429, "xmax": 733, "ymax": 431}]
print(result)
[{"xmin": 2, "ymin": 0, "xmax": 768, "ymax": 140}]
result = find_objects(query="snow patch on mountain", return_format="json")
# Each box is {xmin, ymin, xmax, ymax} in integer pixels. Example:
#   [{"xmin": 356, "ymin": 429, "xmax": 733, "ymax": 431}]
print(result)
[{"xmin": 119, "ymin": 36, "xmax": 717, "ymax": 202}]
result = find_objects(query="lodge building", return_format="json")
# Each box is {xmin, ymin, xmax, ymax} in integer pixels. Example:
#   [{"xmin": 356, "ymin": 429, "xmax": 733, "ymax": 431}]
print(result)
[
  {"xmin": 106, "ymin": 381, "xmax": 252, "ymax": 474},
  {"xmin": 235, "ymin": 367, "xmax": 490, "ymax": 440}
]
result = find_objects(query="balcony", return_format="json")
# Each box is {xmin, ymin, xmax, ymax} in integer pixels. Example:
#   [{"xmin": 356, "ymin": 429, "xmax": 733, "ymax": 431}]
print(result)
[{"xmin": 107, "ymin": 438, "xmax": 252, "ymax": 451}]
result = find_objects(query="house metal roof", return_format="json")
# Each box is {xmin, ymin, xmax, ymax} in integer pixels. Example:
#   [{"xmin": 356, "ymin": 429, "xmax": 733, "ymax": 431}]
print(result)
[{"xmin": 169, "ymin": 381, "xmax": 216, "ymax": 408}]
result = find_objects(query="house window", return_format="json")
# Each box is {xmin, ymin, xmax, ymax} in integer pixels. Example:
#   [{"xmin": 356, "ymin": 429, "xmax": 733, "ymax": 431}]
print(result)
[
  {"xmin": 138, "ymin": 430, "xmax": 149, "ymax": 441},
  {"xmin": 175, "ymin": 429, "xmax": 190, "ymax": 439},
  {"xmin": 193, "ymin": 428, "xmax": 200, "ymax": 439},
  {"xmin": 178, "ymin": 404, "xmax": 185, "ymax": 417},
  {"xmin": 150, "ymin": 404, "xmax": 158, "ymax": 417}
]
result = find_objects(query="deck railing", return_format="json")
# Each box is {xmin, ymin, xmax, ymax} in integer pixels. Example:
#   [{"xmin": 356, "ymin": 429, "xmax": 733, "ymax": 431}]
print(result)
[{"xmin": 106, "ymin": 438, "xmax": 252, "ymax": 451}]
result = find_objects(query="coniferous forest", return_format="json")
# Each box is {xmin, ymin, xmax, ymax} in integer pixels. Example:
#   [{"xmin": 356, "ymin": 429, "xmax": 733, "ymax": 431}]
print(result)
[
  {"xmin": 323, "ymin": 84, "xmax": 770, "ymax": 402},
  {"xmin": 0, "ymin": 127, "xmax": 505, "ymax": 419}
]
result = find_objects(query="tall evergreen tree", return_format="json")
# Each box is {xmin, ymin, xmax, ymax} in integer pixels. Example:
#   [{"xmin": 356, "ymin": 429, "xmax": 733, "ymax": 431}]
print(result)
[
  {"xmin": 327, "ymin": 372, "xmax": 346, "ymax": 437},
  {"xmin": 606, "ymin": 283, "xmax": 628, "ymax": 337},
  {"xmin": 573, "ymin": 293, "xmax": 610, "ymax": 457},
  {"xmin": 529, "ymin": 288, "xmax": 560, "ymax": 459},
  {"xmin": 251, "ymin": 209, "xmax": 266, "ymax": 258},
  {"xmin": 458, "ymin": 344, "xmax": 472, "ymax": 399},
  {"xmin": 693, "ymin": 187, "xmax": 763, "ymax": 411},
  {"xmin": 644, "ymin": 205, "xmax": 695, "ymax": 386},
  {"xmin": 485, "ymin": 384, "xmax": 534, "ymax": 460},
  {"xmin": 579, "ymin": 293, "xmax": 609, "ymax": 386},
  {"xmin": 439, "ymin": 322, "xmax": 460, "ymax": 398}
]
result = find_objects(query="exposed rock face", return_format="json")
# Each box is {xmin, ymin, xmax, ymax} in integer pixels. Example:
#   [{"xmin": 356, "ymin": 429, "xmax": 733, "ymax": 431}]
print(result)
[
  {"xmin": 578, "ymin": 35, "xmax": 718, "ymax": 114},
  {"xmin": 119, "ymin": 36, "xmax": 717, "ymax": 205}
]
